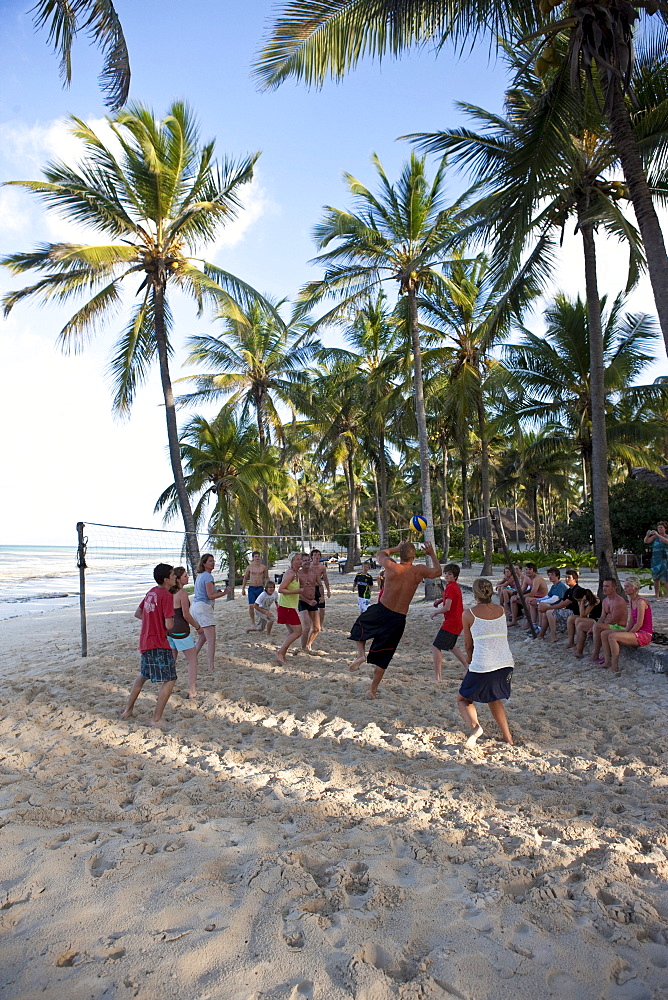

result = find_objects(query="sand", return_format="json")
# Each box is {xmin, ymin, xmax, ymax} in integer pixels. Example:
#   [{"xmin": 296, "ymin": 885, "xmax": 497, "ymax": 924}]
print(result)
[{"xmin": 1, "ymin": 576, "xmax": 668, "ymax": 1000}]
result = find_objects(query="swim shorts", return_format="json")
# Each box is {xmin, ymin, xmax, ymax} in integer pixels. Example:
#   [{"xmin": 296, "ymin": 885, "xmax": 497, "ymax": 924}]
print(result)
[
  {"xmin": 348, "ymin": 601, "xmax": 406, "ymax": 671},
  {"xmin": 140, "ymin": 648, "xmax": 177, "ymax": 683},
  {"xmin": 298, "ymin": 599, "xmax": 318, "ymax": 613},
  {"xmin": 248, "ymin": 585, "xmax": 263, "ymax": 605},
  {"xmin": 433, "ymin": 628, "xmax": 459, "ymax": 651}
]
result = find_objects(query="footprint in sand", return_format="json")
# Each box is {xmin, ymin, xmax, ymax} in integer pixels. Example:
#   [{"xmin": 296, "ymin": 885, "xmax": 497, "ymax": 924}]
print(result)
[
  {"xmin": 45, "ymin": 833, "xmax": 70, "ymax": 849},
  {"xmin": 87, "ymin": 854, "xmax": 117, "ymax": 878}
]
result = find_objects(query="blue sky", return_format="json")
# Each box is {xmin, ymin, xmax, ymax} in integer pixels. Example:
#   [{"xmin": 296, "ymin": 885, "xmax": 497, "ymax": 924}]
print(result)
[{"xmin": 1, "ymin": 1, "xmax": 666, "ymax": 545}]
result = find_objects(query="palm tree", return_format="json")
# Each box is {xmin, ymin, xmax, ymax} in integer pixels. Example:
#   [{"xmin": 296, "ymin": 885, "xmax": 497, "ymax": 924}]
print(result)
[
  {"xmin": 254, "ymin": 1, "xmax": 668, "ymax": 356},
  {"xmin": 155, "ymin": 407, "xmax": 290, "ymax": 597},
  {"xmin": 31, "ymin": 0, "xmax": 130, "ymax": 109},
  {"xmin": 412, "ymin": 58, "xmax": 648, "ymax": 586},
  {"xmin": 321, "ymin": 291, "xmax": 404, "ymax": 548},
  {"xmin": 420, "ymin": 253, "xmax": 531, "ymax": 574},
  {"xmin": 506, "ymin": 292, "xmax": 666, "ymax": 497},
  {"xmin": 298, "ymin": 153, "xmax": 457, "ymax": 583},
  {"xmin": 1, "ymin": 102, "xmax": 271, "ymax": 574},
  {"xmin": 180, "ymin": 299, "xmax": 319, "ymax": 448},
  {"xmin": 301, "ymin": 358, "xmax": 370, "ymax": 570}
]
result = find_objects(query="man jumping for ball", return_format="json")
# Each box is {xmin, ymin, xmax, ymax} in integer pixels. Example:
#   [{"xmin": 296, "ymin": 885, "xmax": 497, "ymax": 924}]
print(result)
[{"xmin": 348, "ymin": 540, "xmax": 442, "ymax": 698}]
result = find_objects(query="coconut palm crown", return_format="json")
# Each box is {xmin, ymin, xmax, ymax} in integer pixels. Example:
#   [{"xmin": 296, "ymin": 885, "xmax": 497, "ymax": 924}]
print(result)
[{"xmin": 1, "ymin": 102, "xmax": 270, "ymax": 573}]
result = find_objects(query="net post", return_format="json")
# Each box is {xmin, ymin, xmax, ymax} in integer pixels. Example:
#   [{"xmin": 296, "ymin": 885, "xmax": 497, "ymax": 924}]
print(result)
[{"xmin": 76, "ymin": 521, "xmax": 88, "ymax": 657}]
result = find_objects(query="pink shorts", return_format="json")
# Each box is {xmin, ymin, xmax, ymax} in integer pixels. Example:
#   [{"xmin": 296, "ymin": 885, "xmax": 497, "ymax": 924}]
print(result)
[{"xmin": 635, "ymin": 631, "xmax": 653, "ymax": 647}]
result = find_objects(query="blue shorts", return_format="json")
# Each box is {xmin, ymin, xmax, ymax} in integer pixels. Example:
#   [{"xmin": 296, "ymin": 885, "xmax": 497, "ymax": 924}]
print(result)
[
  {"xmin": 140, "ymin": 648, "xmax": 177, "ymax": 683},
  {"xmin": 168, "ymin": 634, "xmax": 195, "ymax": 652},
  {"xmin": 248, "ymin": 585, "xmax": 263, "ymax": 605}
]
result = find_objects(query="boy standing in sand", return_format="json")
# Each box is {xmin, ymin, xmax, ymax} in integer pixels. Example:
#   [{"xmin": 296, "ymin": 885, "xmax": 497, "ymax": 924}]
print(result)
[
  {"xmin": 310, "ymin": 549, "xmax": 331, "ymax": 627},
  {"xmin": 241, "ymin": 551, "xmax": 269, "ymax": 626},
  {"xmin": 430, "ymin": 563, "xmax": 468, "ymax": 679},
  {"xmin": 122, "ymin": 563, "xmax": 176, "ymax": 728},
  {"xmin": 348, "ymin": 540, "xmax": 442, "ymax": 699}
]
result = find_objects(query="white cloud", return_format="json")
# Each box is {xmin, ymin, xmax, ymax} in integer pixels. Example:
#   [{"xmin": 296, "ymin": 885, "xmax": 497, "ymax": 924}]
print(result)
[{"xmin": 209, "ymin": 171, "xmax": 275, "ymax": 256}]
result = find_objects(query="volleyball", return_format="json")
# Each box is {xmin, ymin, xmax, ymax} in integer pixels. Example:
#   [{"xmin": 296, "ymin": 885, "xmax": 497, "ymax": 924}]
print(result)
[{"xmin": 411, "ymin": 514, "xmax": 428, "ymax": 532}]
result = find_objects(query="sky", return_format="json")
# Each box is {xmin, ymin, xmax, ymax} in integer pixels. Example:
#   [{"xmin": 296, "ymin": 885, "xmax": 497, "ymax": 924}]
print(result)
[{"xmin": 1, "ymin": 1, "xmax": 666, "ymax": 546}]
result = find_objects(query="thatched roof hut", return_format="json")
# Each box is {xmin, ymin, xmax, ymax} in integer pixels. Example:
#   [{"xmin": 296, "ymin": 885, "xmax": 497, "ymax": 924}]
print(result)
[
  {"xmin": 630, "ymin": 466, "xmax": 668, "ymax": 489},
  {"xmin": 468, "ymin": 507, "xmax": 534, "ymax": 544}
]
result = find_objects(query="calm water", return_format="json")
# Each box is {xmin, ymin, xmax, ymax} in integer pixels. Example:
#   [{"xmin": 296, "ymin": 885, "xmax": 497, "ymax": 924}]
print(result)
[{"xmin": 0, "ymin": 544, "xmax": 227, "ymax": 621}]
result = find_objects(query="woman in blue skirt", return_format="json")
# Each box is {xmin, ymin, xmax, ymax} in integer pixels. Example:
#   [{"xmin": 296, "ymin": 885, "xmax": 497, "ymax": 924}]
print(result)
[{"xmin": 457, "ymin": 577, "xmax": 514, "ymax": 748}]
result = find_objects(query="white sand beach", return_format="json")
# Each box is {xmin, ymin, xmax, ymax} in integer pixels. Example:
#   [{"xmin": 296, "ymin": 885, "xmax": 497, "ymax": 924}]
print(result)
[{"xmin": 1, "ymin": 576, "xmax": 668, "ymax": 1000}]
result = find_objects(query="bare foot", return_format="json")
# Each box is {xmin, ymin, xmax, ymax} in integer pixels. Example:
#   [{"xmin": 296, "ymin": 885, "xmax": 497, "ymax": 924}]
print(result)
[
  {"xmin": 433, "ymin": 675, "xmax": 442, "ymax": 683},
  {"xmin": 186, "ymin": 692, "xmax": 197, "ymax": 700},
  {"xmin": 349, "ymin": 655, "xmax": 365, "ymax": 672},
  {"xmin": 367, "ymin": 688, "xmax": 379, "ymax": 699},
  {"xmin": 276, "ymin": 653, "xmax": 286, "ymax": 666},
  {"xmin": 149, "ymin": 718, "xmax": 170, "ymax": 729},
  {"xmin": 465, "ymin": 724, "xmax": 483, "ymax": 748},
  {"xmin": 565, "ymin": 642, "xmax": 574, "ymax": 648},
  {"xmin": 608, "ymin": 665, "xmax": 621, "ymax": 675},
  {"xmin": 120, "ymin": 708, "xmax": 134, "ymax": 720}
]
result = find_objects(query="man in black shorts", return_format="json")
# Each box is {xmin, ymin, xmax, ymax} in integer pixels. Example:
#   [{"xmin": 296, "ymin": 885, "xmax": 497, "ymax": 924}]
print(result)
[
  {"xmin": 310, "ymin": 549, "xmax": 331, "ymax": 628},
  {"xmin": 349, "ymin": 540, "xmax": 442, "ymax": 698}
]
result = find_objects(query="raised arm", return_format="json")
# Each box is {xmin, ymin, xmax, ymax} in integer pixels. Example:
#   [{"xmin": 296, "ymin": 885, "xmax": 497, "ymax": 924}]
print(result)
[
  {"xmin": 419, "ymin": 542, "xmax": 443, "ymax": 580},
  {"xmin": 644, "ymin": 529, "xmax": 658, "ymax": 543}
]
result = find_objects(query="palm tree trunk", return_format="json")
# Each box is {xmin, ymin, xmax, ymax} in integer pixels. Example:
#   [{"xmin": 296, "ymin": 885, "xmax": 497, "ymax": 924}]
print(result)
[
  {"xmin": 407, "ymin": 286, "xmax": 438, "ymax": 595},
  {"xmin": 477, "ymin": 396, "xmax": 493, "ymax": 576},
  {"xmin": 344, "ymin": 451, "xmax": 360, "ymax": 571},
  {"xmin": 581, "ymin": 454, "xmax": 588, "ymax": 505},
  {"xmin": 378, "ymin": 428, "xmax": 388, "ymax": 548},
  {"xmin": 152, "ymin": 280, "xmax": 200, "ymax": 575},
  {"xmin": 372, "ymin": 466, "xmax": 383, "ymax": 547},
  {"xmin": 579, "ymin": 215, "xmax": 620, "ymax": 591},
  {"xmin": 513, "ymin": 489, "xmax": 519, "ymax": 550},
  {"xmin": 255, "ymin": 390, "xmax": 271, "ymax": 568},
  {"xmin": 531, "ymin": 483, "xmax": 541, "ymax": 552},
  {"xmin": 441, "ymin": 432, "xmax": 450, "ymax": 561},
  {"xmin": 461, "ymin": 456, "xmax": 471, "ymax": 568},
  {"xmin": 220, "ymin": 499, "xmax": 236, "ymax": 600},
  {"xmin": 607, "ymin": 77, "xmax": 668, "ymax": 357}
]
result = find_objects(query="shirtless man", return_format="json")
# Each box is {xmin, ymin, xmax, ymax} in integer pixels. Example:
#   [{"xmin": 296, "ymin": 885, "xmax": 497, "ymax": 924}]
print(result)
[
  {"xmin": 510, "ymin": 563, "xmax": 548, "ymax": 627},
  {"xmin": 297, "ymin": 553, "xmax": 321, "ymax": 651},
  {"xmin": 310, "ymin": 549, "xmax": 331, "ymax": 628},
  {"xmin": 241, "ymin": 551, "xmax": 269, "ymax": 626},
  {"xmin": 584, "ymin": 579, "xmax": 628, "ymax": 662},
  {"xmin": 348, "ymin": 540, "xmax": 442, "ymax": 698}
]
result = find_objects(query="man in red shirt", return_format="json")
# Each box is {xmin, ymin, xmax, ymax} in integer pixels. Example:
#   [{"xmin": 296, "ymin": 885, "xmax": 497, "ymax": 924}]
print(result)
[
  {"xmin": 430, "ymin": 563, "xmax": 467, "ymax": 680},
  {"xmin": 122, "ymin": 563, "xmax": 176, "ymax": 727}
]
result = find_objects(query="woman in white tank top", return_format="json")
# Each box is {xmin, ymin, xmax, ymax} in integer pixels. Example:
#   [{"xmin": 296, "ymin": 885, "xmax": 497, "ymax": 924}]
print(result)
[{"xmin": 457, "ymin": 578, "xmax": 514, "ymax": 748}]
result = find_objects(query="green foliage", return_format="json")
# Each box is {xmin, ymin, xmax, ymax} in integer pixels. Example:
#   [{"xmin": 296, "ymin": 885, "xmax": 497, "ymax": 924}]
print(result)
[
  {"xmin": 564, "ymin": 480, "xmax": 668, "ymax": 554},
  {"xmin": 267, "ymin": 544, "xmax": 279, "ymax": 568}
]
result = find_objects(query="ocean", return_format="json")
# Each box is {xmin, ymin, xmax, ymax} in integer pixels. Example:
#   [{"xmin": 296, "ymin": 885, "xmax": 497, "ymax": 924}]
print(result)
[{"xmin": 0, "ymin": 544, "xmax": 223, "ymax": 621}]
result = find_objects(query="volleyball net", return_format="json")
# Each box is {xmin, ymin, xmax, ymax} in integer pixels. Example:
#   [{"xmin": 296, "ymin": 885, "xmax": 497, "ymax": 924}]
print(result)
[{"xmin": 74, "ymin": 511, "xmax": 515, "ymax": 656}]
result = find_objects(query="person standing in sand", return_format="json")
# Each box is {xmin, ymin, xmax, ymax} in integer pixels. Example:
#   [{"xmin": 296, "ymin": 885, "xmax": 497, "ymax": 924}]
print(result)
[
  {"xmin": 457, "ymin": 577, "xmax": 514, "ymax": 748},
  {"xmin": 122, "ymin": 563, "xmax": 177, "ymax": 728},
  {"xmin": 431, "ymin": 562, "xmax": 468, "ymax": 680},
  {"xmin": 191, "ymin": 553, "xmax": 229, "ymax": 674},
  {"xmin": 276, "ymin": 553, "xmax": 310, "ymax": 664},
  {"xmin": 348, "ymin": 540, "xmax": 442, "ymax": 699},
  {"xmin": 644, "ymin": 522, "xmax": 668, "ymax": 599},
  {"xmin": 310, "ymin": 549, "xmax": 331, "ymax": 628},
  {"xmin": 168, "ymin": 566, "xmax": 203, "ymax": 699},
  {"xmin": 584, "ymin": 579, "xmax": 628, "ymax": 662},
  {"xmin": 241, "ymin": 551, "xmax": 269, "ymax": 626},
  {"xmin": 298, "ymin": 552, "xmax": 321, "ymax": 652}
]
